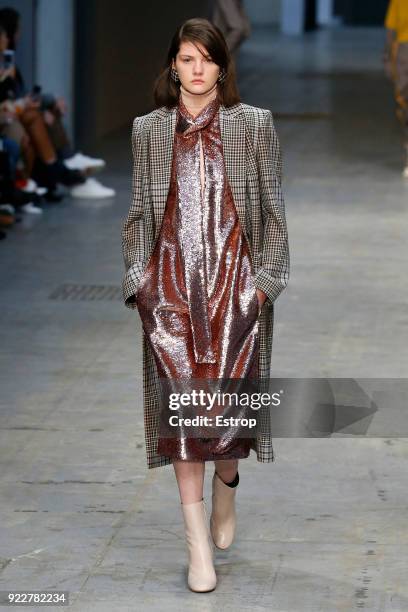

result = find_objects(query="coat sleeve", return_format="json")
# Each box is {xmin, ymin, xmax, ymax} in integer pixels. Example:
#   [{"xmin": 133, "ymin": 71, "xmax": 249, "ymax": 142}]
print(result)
[
  {"xmin": 253, "ymin": 110, "xmax": 290, "ymax": 305},
  {"xmin": 121, "ymin": 117, "xmax": 146, "ymax": 309}
]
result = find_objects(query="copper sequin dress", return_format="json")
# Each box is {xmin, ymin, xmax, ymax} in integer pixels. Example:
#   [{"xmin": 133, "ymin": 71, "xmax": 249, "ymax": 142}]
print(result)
[{"xmin": 136, "ymin": 95, "xmax": 260, "ymax": 461}]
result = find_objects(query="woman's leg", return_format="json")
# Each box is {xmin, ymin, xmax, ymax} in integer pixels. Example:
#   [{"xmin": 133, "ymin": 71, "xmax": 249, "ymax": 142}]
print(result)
[
  {"xmin": 18, "ymin": 108, "xmax": 57, "ymax": 163},
  {"xmin": 214, "ymin": 458, "xmax": 238, "ymax": 483},
  {"xmin": 19, "ymin": 109, "xmax": 86, "ymax": 189},
  {"xmin": 46, "ymin": 110, "xmax": 74, "ymax": 159},
  {"xmin": 20, "ymin": 133, "xmax": 36, "ymax": 178},
  {"xmin": 173, "ymin": 460, "xmax": 205, "ymax": 503},
  {"xmin": 2, "ymin": 137, "xmax": 20, "ymax": 179},
  {"xmin": 1, "ymin": 119, "xmax": 35, "ymax": 179}
]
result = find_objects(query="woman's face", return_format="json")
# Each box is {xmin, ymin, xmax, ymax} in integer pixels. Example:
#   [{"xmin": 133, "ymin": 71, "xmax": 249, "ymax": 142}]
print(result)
[{"xmin": 173, "ymin": 40, "xmax": 220, "ymax": 95}]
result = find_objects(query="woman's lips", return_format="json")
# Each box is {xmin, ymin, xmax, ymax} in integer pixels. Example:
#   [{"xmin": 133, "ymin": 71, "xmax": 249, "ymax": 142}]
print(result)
[{"xmin": 192, "ymin": 80, "xmax": 204, "ymax": 83}]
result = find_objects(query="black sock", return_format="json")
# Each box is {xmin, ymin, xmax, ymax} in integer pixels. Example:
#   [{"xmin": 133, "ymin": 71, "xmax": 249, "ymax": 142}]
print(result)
[{"xmin": 217, "ymin": 471, "xmax": 239, "ymax": 487}]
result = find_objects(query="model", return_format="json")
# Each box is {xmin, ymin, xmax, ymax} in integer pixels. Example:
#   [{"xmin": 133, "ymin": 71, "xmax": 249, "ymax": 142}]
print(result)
[{"xmin": 121, "ymin": 17, "xmax": 289, "ymax": 593}]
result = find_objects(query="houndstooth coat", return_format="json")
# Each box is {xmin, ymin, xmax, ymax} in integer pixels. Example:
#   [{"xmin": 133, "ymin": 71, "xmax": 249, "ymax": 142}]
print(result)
[{"xmin": 121, "ymin": 101, "xmax": 289, "ymax": 469}]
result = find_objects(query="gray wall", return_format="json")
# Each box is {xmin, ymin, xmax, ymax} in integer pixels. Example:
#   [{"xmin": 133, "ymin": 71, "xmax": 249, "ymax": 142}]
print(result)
[
  {"xmin": 244, "ymin": 0, "xmax": 281, "ymax": 26},
  {"xmin": 35, "ymin": 0, "xmax": 74, "ymax": 140}
]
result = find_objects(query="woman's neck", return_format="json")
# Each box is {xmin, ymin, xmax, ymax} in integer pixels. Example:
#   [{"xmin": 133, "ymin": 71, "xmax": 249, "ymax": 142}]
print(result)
[{"xmin": 179, "ymin": 82, "xmax": 218, "ymax": 117}]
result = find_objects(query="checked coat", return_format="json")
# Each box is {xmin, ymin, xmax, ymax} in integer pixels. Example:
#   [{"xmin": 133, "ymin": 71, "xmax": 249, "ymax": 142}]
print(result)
[{"xmin": 121, "ymin": 101, "xmax": 290, "ymax": 469}]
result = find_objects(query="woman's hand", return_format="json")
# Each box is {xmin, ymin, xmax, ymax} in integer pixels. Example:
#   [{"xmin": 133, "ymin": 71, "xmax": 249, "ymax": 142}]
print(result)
[
  {"xmin": 43, "ymin": 109, "xmax": 55, "ymax": 125},
  {"xmin": 0, "ymin": 100, "xmax": 16, "ymax": 123},
  {"xmin": 24, "ymin": 95, "xmax": 41, "ymax": 109},
  {"xmin": 256, "ymin": 288, "xmax": 267, "ymax": 313},
  {"xmin": 25, "ymin": 97, "xmax": 41, "ymax": 109},
  {"xmin": 0, "ymin": 65, "xmax": 16, "ymax": 82},
  {"xmin": 55, "ymin": 96, "xmax": 67, "ymax": 115}
]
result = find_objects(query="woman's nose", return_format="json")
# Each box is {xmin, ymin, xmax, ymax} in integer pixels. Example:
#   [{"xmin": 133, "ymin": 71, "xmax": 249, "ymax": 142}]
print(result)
[{"xmin": 193, "ymin": 63, "xmax": 204, "ymax": 74}]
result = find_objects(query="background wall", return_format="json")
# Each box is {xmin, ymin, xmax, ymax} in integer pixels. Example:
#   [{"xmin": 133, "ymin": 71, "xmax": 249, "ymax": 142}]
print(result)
[
  {"xmin": 0, "ymin": 0, "xmax": 392, "ymax": 150},
  {"xmin": 244, "ymin": 0, "xmax": 281, "ymax": 26},
  {"xmin": 35, "ymin": 0, "xmax": 74, "ymax": 139},
  {"xmin": 74, "ymin": 0, "xmax": 210, "ymax": 149},
  {"xmin": 333, "ymin": 0, "xmax": 389, "ymax": 25}
]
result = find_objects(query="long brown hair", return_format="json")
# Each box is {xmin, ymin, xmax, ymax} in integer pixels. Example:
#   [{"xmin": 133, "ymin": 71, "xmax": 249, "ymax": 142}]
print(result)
[{"xmin": 153, "ymin": 18, "xmax": 240, "ymax": 109}]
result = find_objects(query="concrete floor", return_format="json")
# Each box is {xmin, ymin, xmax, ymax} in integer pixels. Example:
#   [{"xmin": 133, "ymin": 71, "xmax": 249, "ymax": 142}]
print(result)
[{"xmin": 1, "ymin": 25, "xmax": 408, "ymax": 611}]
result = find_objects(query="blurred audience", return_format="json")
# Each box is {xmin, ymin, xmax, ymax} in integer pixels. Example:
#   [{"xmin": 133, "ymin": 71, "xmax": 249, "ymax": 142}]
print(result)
[
  {"xmin": 209, "ymin": 0, "xmax": 251, "ymax": 54},
  {"xmin": 0, "ymin": 7, "xmax": 115, "ymax": 240}
]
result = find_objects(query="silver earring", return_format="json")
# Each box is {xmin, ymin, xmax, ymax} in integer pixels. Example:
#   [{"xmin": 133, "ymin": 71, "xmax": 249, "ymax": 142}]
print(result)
[
  {"xmin": 170, "ymin": 67, "xmax": 180, "ymax": 82},
  {"xmin": 217, "ymin": 69, "xmax": 226, "ymax": 83}
]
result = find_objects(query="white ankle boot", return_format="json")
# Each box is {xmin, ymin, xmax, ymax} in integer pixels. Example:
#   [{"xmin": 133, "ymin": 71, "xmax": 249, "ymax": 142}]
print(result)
[
  {"xmin": 210, "ymin": 471, "xmax": 238, "ymax": 549},
  {"xmin": 181, "ymin": 498, "xmax": 217, "ymax": 592}
]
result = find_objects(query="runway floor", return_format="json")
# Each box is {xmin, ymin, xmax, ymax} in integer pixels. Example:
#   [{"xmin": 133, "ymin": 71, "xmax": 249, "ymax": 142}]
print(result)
[{"xmin": 0, "ymin": 25, "xmax": 407, "ymax": 611}]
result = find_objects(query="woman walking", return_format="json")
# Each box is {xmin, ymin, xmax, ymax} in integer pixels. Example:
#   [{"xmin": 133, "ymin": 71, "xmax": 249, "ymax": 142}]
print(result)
[{"xmin": 121, "ymin": 18, "xmax": 289, "ymax": 592}]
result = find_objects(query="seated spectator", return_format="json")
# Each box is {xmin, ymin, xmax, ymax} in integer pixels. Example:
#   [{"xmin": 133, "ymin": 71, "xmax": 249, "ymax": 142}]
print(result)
[{"xmin": 0, "ymin": 8, "xmax": 115, "ymax": 199}]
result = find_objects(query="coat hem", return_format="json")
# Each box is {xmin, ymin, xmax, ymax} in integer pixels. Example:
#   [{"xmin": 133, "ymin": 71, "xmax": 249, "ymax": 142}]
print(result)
[{"xmin": 145, "ymin": 445, "xmax": 275, "ymax": 469}]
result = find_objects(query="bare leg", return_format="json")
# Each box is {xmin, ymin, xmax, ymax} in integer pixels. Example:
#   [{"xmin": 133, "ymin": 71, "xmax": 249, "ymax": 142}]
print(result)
[
  {"xmin": 173, "ymin": 460, "xmax": 205, "ymax": 504},
  {"xmin": 213, "ymin": 458, "xmax": 238, "ymax": 484}
]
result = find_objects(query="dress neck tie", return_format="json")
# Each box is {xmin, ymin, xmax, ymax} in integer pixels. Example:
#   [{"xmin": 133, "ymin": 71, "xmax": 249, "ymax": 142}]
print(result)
[{"xmin": 174, "ymin": 94, "xmax": 221, "ymax": 363}]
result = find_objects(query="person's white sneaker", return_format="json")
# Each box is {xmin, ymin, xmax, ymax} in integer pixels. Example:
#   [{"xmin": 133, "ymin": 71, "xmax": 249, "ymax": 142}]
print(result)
[
  {"xmin": 36, "ymin": 186, "xmax": 48, "ymax": 196},
  {"xmin": 21, "ymin": 202, "xmax": 43, "ymax": 214},
  {"xmin": 69, "ymin": 177, "xmax": 115, "ymax": 199},
  {"xmin": 20, "ymin": 179, "xmax": 47, "ymax": 196},
  {"xmin": 21, "ymin": 178, "xmax": 38, "ymax": 191},
  {"xmin": 0, "ymin": 203, "xmax": 15, "ymax": 214},
  {"xmin": 64, "ymin": 152, "xmax": 106, "ymax": 171},
  {"xmin": 403, "ymin": 165, "xmax": 408, "ymax": 178}
]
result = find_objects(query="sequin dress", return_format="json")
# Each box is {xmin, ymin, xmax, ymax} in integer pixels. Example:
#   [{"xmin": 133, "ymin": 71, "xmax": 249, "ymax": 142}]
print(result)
[{"xmin": 135, "ymin": 95, "xmax": 260, "ymax": 461}]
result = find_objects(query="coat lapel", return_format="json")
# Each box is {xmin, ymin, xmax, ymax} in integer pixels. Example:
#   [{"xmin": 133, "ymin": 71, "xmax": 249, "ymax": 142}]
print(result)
[
  {"xmin": 219, "ymin": 103, "xmax": 249, "ymax": 240},
  {"xmin": 149, "ymin": 102, "xmax": 249, "ymax": 240},
  {"xmin": 148, "ymin": 107, "xmax": 176, "ymax": 238}
]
